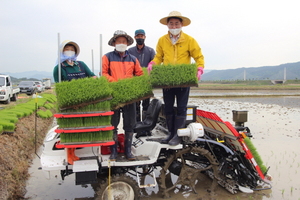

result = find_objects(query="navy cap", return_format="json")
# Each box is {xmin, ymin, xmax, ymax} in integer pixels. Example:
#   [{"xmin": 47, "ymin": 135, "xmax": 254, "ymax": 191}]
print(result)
[{"xmin": 135, "ymin": 29, "xmax": 145, "ymax": 36}]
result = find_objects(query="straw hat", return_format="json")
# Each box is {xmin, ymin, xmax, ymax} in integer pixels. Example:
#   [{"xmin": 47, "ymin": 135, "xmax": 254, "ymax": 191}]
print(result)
[
  {"xmin": 60, "ymin": 40, "xmax": 80, "ymax": 56},
  {"xmin": 108, "ymin": 30, "xmax": 134, "ymax": 46},
  {"xmin": 159, "ymin": 11, "xmax": 191, "ymax": 26}
]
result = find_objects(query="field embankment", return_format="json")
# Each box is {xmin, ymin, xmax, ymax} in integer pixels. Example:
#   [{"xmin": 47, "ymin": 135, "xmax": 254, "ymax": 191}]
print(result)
[
  {"xmin": 194, "ymin": 80, "xmax": 300, "ymax": 90},
  {"xmin": 0, "ymin": 92, "xmax": 55, "ymax": 200}
]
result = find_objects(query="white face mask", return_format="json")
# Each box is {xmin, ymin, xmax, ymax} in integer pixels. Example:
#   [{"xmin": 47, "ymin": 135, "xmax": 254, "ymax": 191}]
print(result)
[
  {"xmin": 169, "ymin": 28, "xmax": 182, "ymax": 36},
  {"xmin": 63, "ymin": 50, "xmax": 75, "ymax": 57},
  {"xmin": 115, "ymin": 44, "xmax": 127, "ymax": 52}
]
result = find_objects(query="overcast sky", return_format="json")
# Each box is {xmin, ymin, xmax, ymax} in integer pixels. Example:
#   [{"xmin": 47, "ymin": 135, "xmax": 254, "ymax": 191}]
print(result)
[{"xmin": 0, "ymin": 0, "xmax": 299, "ymax": 74}]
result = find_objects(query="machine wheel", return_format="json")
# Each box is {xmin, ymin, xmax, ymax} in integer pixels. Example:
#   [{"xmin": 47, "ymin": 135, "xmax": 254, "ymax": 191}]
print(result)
[
  {"xmin": 96, "ymin": 174, "xmax": 141, "ymax": 200},
  {"xmin": 159, "ymin": 146, "xmax": 219, "ymax": 198}
]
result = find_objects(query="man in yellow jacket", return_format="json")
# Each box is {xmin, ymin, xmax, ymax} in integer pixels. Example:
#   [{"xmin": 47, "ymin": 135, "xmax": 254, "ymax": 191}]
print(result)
[{"xmin": 148, "ymin": 11, "xmax": 205, "ymax": 146}]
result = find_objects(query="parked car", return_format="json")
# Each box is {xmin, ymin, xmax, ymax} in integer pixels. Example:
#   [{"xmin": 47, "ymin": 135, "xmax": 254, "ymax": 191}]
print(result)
[
  {"xmin": 18, "ymin": 81, "xmax": 37, "ymax": 95},
  {"xmin": 0, "ymin": 74, "xmax": 20, "ymax": 104},
  {"xmin": 35, "ymin": 81, "xmax": 45, "ymax": 93},
  {"xmin": 43, "ymin": 78, "xmax": 52, "ymax": 90}
]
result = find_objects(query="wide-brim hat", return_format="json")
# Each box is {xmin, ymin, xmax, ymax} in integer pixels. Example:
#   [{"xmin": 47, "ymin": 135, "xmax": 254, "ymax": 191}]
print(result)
[
  {"xmin": 108, "ymin": 30, "xmax": 134, "ymax": 46},
  {"xmin": 159, "ymin": 11, "xmax": 191, "ymax": 26},
  {"xmin": 60, "ymin": 40, "xmax": 80, "ymax": 56}
]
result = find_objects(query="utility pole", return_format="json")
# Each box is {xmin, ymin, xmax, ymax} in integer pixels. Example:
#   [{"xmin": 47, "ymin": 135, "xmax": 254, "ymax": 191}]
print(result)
[{"xmin": 91, "ymin": 49, "xmax": 94, "ymax": 73}]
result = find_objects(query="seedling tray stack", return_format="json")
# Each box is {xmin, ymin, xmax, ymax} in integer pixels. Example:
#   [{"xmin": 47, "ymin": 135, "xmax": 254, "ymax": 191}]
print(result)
[
  {"xmin": 150, "ymin": 64, "xmax": 198, "ymax": 88},
  {"xmin": 54, "ymin": 111, "xmax": 114, "ymax": 145},
  {"xmin": 54, "ymin": 77, "xmax": 114, "ymax": 146}
]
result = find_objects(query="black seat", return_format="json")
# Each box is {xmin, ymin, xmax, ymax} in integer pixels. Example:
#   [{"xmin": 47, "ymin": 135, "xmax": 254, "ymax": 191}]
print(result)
[{"xmin": 134, "ymin": 99, "xmax": 162, "ymax": 138}]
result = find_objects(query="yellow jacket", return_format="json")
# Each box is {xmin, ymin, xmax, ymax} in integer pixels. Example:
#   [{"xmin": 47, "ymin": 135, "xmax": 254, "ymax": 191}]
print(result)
[{"xmin": 152, "ymin": 31, "xmax": 204, "ymax": 68}]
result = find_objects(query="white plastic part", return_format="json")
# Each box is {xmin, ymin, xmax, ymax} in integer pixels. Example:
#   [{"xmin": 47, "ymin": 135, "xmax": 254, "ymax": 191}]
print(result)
[
  {"xmin": 44, "ymin": 125, "xmax": 59, "ymax": 142},
  {"xmin": 177, "ymin": 123, "xmax": 204, "ymax": 142},
  {"xmin": 73, "ymin": 159, "xmax": 98, "ymax": 172},
  {"xmin": 238, "ymin": 185, "xmax": 253, "ymax": 193}
]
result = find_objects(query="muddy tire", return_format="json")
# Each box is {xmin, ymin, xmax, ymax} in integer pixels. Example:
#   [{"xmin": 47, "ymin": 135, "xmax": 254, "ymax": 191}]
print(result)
[
  {"xmin": 4, "ymin": 96, "xmax": 10, "ymax": 104},
  {"xmin": 159, "ymin": 146, "xmax": 219, "ymax": 198},
  {"xmin": 96, "ymin": 174, "xmax": 141, "ymax": 200},
  {"xmin": 11, "ymin": 93, "xmax": 18, "ymax": 101}
]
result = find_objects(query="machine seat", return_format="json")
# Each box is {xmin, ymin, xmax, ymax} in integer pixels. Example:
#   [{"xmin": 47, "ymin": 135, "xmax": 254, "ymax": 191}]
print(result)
[{"xmin": 134, "ymin": 99, "xmax": 162, "ymax": 138}]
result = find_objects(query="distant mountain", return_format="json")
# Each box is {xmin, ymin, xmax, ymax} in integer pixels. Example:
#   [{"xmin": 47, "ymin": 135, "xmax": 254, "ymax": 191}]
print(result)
[
  {"xmin": 2, "ymin": 70, "xmax": 54, "ymax": 82},
  {"xmin": 2, "ymin": 70, "xmax": 100, "ymax": 83},
  {"xmin": 202, "ymin": 62, "xmax": 300, "ymax": 81},
  {"xmin": 3, "ymin": 62, "xmax": 300, "ymax": 82}
]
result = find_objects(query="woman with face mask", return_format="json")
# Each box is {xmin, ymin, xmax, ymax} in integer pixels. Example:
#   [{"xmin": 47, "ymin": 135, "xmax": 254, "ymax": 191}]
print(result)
[
  {"xmin": 53, "ymin": 40, "xmax": 96, "ymax": 165},
  {"xmin": 53, "ymin": 40, "xmax": 96, "ymax": 82},
  {"xmin": 102, "ymin": 30, "xmax": 144, "ymax": 161}
]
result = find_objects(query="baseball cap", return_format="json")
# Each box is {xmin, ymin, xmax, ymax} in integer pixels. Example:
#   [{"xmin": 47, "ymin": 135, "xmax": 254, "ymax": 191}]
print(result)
[{"xmin": 135, "ymin": 29, "xmax": 145, "ymax": 36}]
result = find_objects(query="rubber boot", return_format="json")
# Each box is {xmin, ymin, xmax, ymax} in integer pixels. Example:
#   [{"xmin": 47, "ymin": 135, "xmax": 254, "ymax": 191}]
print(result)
[
  {"xmin": 125, "ymin": 132, "xmax": 136, "ymax": 161},
  {"xmin": 71, "ymin": 148, "xmax": 80, "ymax": 161},
  {"xmin": 67, "ymin": 148, "xmax": 75, "ymax": 165},
  {"xmin": 169, "ymin": 116, "xmax": 186, "ymax": 146},
  {"xmin": 161, "ymin": 115, "xmax": 174, "ymax": 144},
  {"xmin": 109, "ymin": 130, "xmax": 118, "ymax": 161},
  {"xmin": 109, "ymin": 143, "xmax": 118, "ymax": 161}
]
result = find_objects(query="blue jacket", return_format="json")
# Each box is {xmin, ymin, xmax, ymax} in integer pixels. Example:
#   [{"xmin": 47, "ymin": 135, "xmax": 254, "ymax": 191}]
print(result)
[{"xmin": 128, "ymin": 45, "xmax": 155, "ymax": 67}]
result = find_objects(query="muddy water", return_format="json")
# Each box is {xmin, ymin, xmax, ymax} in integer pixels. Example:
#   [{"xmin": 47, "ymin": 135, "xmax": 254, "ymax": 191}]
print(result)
[{"xmin": 25, "ymin": 90, "xmax": 300, "ymax": 200}]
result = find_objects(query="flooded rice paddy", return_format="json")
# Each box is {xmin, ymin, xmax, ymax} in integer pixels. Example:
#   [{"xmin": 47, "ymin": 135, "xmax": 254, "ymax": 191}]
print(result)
[{"xmin": 25, "ymin": 90, "xmax": 300, "ymax": 200}]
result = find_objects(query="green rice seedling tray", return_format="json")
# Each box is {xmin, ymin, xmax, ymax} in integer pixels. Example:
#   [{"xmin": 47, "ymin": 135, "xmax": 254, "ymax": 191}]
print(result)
[
  {"xmin": 55, "ymin": 141, "xmax": 114, "ymax": 148},
  {"xmin": 57, "ymin": 115, "xmax": 111, "ymax": 128},
  {"xmin": 55, "ymin": 125, "xmax": 114, "ymax": 133},
  {"xmin": 150, "ymin": 63, "xmax": 198, "ymax": 88},
  {"xmin": 112, "ymin": 93, "xmax": 153, "ymax": 110},
  {"xmin": 60, "ymin": 100, "xmax": 112, "ymax": 113},
  {"xmin": 59, "ymin": 130, "xmax": 114, "ymax": 143},
  {"xmin": 109, "ymin": 74, "xmax": 153, "ymax": 110},
  {"xmin": 54, "ymin": 111, "xmax": 114, "ymax": 118},
  {"xmin": 59, "ymin": 96, "xmax": 113, "ymax": 111},
  {"xmin": 55, "ymin": 76, "xmax": 113, "ymax": 110}
]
